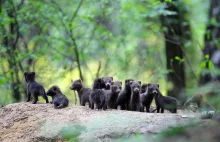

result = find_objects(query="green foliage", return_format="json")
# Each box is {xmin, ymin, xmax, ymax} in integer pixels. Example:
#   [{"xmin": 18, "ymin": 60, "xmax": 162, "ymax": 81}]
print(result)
[
  {"xmin": 60, "ymin": 124, "xmax": 85, "ymax": 141},
  {"xmin": 159, "ymin": 123, "xmax": 199, "ymax": 138},
  {"xmin": 0, "ymin": 0, "xmax": 214, "ymax": 105},
  {"xmin": 200, "ymin": 54, "xmax": 215, "ymax": 71},
  {"xmin": 115, "ymin": 133, "xmax": 148, "ymax": 142},
  {"xmin": 175, "ymin": 56, "xmax": 185, "ymax": 63},
  {"xmin": 160, "ymin": 125, "xmax": 188, "ymax": 137}
]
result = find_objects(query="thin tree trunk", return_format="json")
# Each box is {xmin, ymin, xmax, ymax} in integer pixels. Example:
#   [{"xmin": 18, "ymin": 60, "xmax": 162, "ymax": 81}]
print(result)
[{"xmin": 160, "ymin": 0, "xmax": 191, "ymax": 103}]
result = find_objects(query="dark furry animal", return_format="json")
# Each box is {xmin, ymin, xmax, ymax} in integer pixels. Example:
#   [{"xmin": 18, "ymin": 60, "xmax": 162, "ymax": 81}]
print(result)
[
  {"xmin": 70, "ymin": 79, "xmax": 92, "ymax": 106},
  {"xmin": 116, "ymin": 79, "xmax": 134, "ymax": 110},
  {"xmin": 104, "ymin": 81, "xmax": 122, "ymax": 109},
  {"xmin": 154, "ymin": 84, "xmax": 178, "ymax": 113},
  {"xmin": 89, "ymin": 78, "xmax": 106, "ymax": 110},
  {"xmin": 141, "ymin": 83, "xmax": 156, "ymax": 112},
  {"xmin": 102, "ymin": 76, "xmax": 113, "ymax": 90},
  {"xmin": 46, "ymin": 85, "xmax": 69, "ymax": 109},
  {"xmin": 141, "ymin": 83, "xmax": 148, "ymax": 93},
  {"xmin": 24, "ymin": 72, "xmax": 49, "ymax": 104},
  {"xmin": 129, "ymin": 81, "xmax": 143, "ymax": 111}
]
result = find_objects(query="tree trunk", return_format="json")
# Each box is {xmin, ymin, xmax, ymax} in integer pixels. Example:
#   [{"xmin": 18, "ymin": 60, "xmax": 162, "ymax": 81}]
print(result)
[
  {"xmin": 199, "ymin": 0, "xmax": 220, "ymax": 85},
  {"xmin": 160, "ymin": 0, "xmax": 191, "ymax": 102},
  {"xmin": 1, "ymin": 0, "xmax": 22, "ymax": 101}
]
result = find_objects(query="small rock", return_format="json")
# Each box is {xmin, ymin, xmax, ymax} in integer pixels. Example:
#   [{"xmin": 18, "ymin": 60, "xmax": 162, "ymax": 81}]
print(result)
[{"xmin": 201, "ymin": 111, "xmax": 216, "ymax": 119}]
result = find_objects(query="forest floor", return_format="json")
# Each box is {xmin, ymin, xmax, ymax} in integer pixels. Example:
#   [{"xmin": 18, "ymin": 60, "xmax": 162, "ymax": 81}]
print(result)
[{"xmin": 0, "ymin": 102, "xmax": 215, "ymax": 142}]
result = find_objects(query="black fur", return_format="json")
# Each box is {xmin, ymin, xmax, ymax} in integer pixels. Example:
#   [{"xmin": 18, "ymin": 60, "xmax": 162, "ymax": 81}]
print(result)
[
  {"xmin": 70, "ymin": 79, "xmax": 92, "ymax": 106},
  {"xmin": 46, "ymin": 85, "xmax": 69, "ymax": 109},
  {"xmin": 102, "ymin": 76, "xmax": 113, "ymax": 90},
  {"xmin": 154, "ymin": 84, "xmax": 178, "ymax": 113},
  {"xmin": 141, "ymin": 83, "xmax": 148, "ymax": 93},
  {"xmin": 129, "ymin": 81, "xmax": 143, "ymax": 111},
  {"xmin": 116, "ymin": 79, "xmax": 134, "ymax": 110},
  {"xmin": 24, "ymin": 72, "xmax": 49, "ymax": 104},
  {"xmin": 104, "ymin": 81, "xmax": 122, "ymax": 109},
  {"xmin": 141, "ymin": 83, "xmax": 156, "ymax": 112},
  {"xmin": 89, "ymin": 78, "xmax": 106, "ymax": 110}
]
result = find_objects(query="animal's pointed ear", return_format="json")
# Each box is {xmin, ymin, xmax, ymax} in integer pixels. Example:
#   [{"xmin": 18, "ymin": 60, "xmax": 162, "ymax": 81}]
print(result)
[
  {"xmin": 110, "ymin": 77, "xmax": 113, "ymax": 81},
  {"xmin": 78, "ymin": 79, "xmax": 82, "ymax": 83},
  {"xmin": 129, "ymin": 80, "xmax": 134, "ymax": 85},
  {"xmin": 119, "ymin": 81, "xmax": 122, "ymax": 86},
  {"xmin": 31, "ymin": 72, "xmax": 35, "ymax": 76},
  {"xmin": 147, "ymin": 83, "xmax": 151, "ymax": 86},
  {"xmin": 24, "ymin": 72, "xmax": 28, "ymax": 76},
  {"xmin": 111, "ymin": 81, "xmax": 114, "ymax": 85},
  {"xmin": 24, "ymin": 72, "xmax": 28, "ymax": 81},
  {"xmin": 125, "ymin": 80, "xmax": 128, "ymax": 84},
  {"xmin": 138, "ymin": 81, "xmax": 141, "ymax": 85},
  {"xmin": 157, "ymin": 84, "xmax": 159, "ymax": 88},
  {"xmin": 53, "ymin": 86, "xmax": 57, "ymax": 91},
  {"xmin": 97, "ymin": 78, "xmax": 102, "ymax": 82}
]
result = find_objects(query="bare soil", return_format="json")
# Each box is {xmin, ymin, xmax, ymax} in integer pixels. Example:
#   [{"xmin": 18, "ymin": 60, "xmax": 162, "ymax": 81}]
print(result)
[{"xmin": 0, "ymin": 103, "xmax": 207, "ymax": 142}]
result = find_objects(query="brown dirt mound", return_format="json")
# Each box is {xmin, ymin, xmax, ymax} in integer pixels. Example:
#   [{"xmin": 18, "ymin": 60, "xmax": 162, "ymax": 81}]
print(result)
[{"xmin": 0, "ymin": 103, "xmax": 205, "ymax": 142}]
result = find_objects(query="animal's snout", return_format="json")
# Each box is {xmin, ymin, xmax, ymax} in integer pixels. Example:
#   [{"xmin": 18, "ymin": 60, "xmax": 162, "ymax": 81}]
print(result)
[
  {"xmin": 152, "ymin": 90, "xmax": 157, "ymax": 94},
  {"xmin": 106, "ymin": 83, "xmax": 110, "ymax": 88},
  {"xmin": 70, "ymin": 86, "xmax": 74, "ymax": 90},
  {"xmin": 116, "ymin": 89, "xmax": 121, "ymax": 93},
  {"xmin": 134, "ymin": 88, "xmax": 139, "ymax": 92},
  {"xmin": 46, "ymin": 91, "xmax": 50, "ymax": 96}
]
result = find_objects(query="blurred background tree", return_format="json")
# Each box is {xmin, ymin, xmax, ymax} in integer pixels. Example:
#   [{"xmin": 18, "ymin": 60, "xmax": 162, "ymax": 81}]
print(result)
[
  {"xmin": 160, "ymin": 0, "xmax": 190, "ymax": 103},
  {"xmin": 0, "ymin": 0, "xmax": 219, "ymax": 108},
  {"xmin": 199, "ymin": 0, "xmax": 220, "ymax": 85}
]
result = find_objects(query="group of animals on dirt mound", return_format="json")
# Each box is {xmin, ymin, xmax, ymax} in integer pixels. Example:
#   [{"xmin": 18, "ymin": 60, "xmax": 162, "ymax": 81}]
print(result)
[{"xmin": 24, "ymin": 71, "xmax": 215, "ymax": 113}]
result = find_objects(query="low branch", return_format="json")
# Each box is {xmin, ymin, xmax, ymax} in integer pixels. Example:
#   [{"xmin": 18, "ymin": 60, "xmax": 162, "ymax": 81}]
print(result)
[
  {"xmin": 96, "ymin": 61, "xmax": 101, "ymax": 78},
  {"xmin": 70, "ymin": 0, "xmax": 84, "ymax": 23}
]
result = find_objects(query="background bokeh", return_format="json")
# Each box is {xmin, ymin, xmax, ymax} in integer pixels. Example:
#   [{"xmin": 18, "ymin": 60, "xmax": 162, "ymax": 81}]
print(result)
[{"xmin": 0, "ymin": 0, "xmax": 219, "ymax": 108}]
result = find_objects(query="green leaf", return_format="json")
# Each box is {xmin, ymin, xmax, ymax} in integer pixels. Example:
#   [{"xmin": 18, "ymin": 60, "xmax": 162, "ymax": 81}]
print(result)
[
  {"xmin": 205, "ymin": 54, "xmax": 209, "ymax": 59},
  {"xmin": 168, "ymin": 69, "xmax": 174, "ymax": 73},
  {"xmin": 175, "ymin": 56, "xmax": 180, "ymax": 60},
  {"xmin": 208, "ymin": 61, "xmax": 214, "ymax": 71},
  {"xmin": 55, "ymin": 55, "xmax": 61, "ymax": 60},
  {"xmin": 180, "ymin": 59, "xmax": 185, "ymax": 62},
  {"xmin": 210, "ymin": 17, "xmax": 217, "ymax": 26},
  {"xmin": 206, "ymin": 31, "xmax": 211, "ymax": 40},
  {"xmin": 165, "ymin": 0, "xmax": 172, "ymax": 2},
  {"xmin": 200, "ymin": 61, "xmax": 206, "ymax": 68}
]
